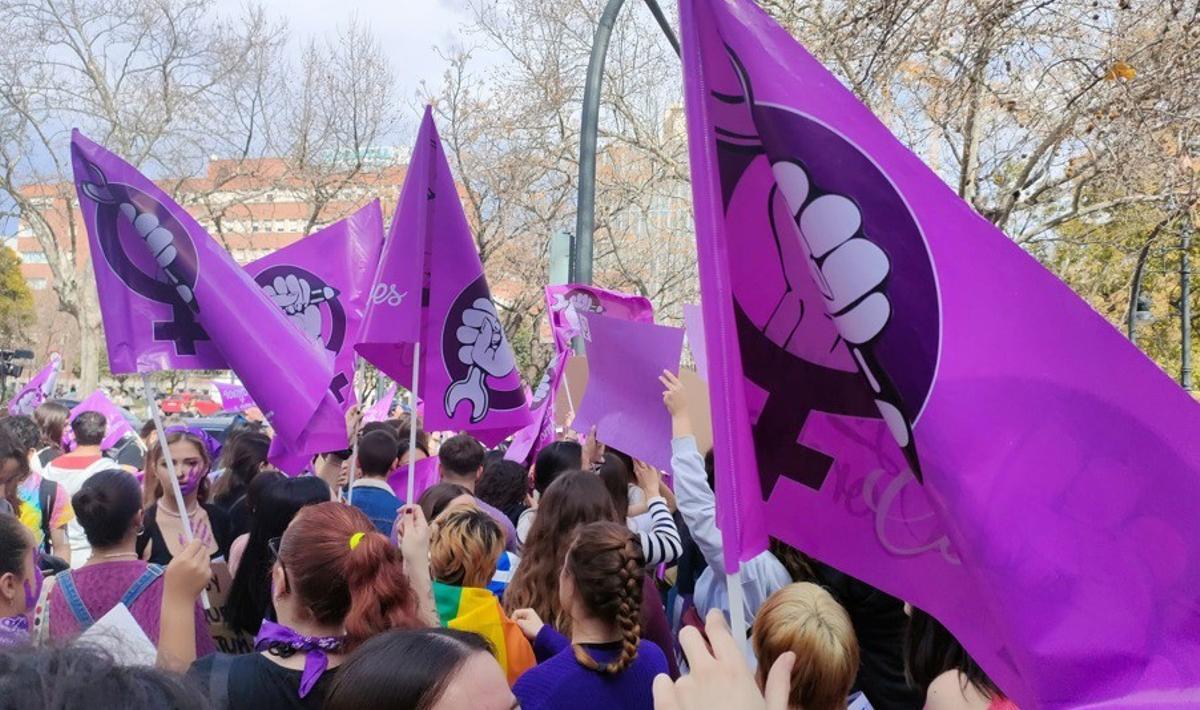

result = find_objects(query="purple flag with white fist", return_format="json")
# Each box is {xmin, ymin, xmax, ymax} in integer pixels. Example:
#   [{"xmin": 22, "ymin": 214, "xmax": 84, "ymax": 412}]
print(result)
[
  {"xmin": 505, "ymin": 350, "xmax": 569, "ymax": 465},
  {"xmin": 8, "ymin": 353, "xmax": 62, "ymax": 416},
  {"xmin": 212, "ymin": 381, "xmax": 253, "ymax": 413},
  {"xmin": 681, "ymin": 0, "xmax": 1200, "ymax": 706},
  {"xmin": 357, "ymin": 109, "xmax": 530, "ymax": 444},
  {"xmin": 545, "ymin": 284, "xmax": 654, "ymax": 354},
  {"xmin": 71, "ymin": 130, "xmax": 333, "ymax": 450},
  {"xmin": 70, "ymin": 389, "xmax": 134, "ymax": 450}
]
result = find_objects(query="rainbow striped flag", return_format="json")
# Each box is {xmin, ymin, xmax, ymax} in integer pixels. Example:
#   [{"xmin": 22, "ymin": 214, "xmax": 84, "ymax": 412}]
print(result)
[{"xmin": 433, "ymin": 581, "xmax": 535, "ymax": 685}]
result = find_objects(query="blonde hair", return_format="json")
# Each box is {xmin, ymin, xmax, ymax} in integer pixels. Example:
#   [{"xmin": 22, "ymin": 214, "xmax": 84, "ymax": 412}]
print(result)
[
  {"xmin": 430, "ymin": 508, "xmax": 504, "ymax": 589},
  {"xmin": 751, "ymin": 582, "xmax": 859, "ymax": 710}
]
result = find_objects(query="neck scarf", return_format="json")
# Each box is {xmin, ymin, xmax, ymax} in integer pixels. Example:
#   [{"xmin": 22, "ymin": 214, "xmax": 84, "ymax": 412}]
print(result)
[
  {"xmin": 0, "ymin": 615, "xmax": 29, "ymax": 647},
  {"xmin": 254, "ymin": 619, "xmax": 344, "ymax": 697}
]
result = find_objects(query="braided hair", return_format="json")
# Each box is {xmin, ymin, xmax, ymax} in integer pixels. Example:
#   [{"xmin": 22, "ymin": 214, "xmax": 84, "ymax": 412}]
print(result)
[{"xmin": 563, "ymin": 521, "xmax": 645, "ymax": 675}]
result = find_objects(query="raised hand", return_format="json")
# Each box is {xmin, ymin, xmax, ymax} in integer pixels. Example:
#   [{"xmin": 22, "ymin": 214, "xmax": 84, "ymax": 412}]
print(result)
[{"xmin": 510, "ymin": 608, "xmax": 545, "ymax": 641}]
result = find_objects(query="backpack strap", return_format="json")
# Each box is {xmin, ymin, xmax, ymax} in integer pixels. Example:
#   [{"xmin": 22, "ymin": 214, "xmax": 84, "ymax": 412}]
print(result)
[
  {"xmin": 55, "ymin": 571, "xmax": 96, "ymax": 630},
  {"xmin": 119, "ymin": 565, "xmax": 165, "ymax": 608},
  {"xmin": 37, "ymin": 479, "xmax": 56, "ymax": 554}
]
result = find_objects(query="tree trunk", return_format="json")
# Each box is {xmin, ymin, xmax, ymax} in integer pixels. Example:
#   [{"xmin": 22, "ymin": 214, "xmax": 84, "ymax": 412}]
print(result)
[{"xmin": 77, "ymin": 274, "xmax": 101, "ymax": 393}]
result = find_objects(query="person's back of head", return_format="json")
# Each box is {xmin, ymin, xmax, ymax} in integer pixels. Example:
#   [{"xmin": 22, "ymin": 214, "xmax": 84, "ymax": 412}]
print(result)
[
  {"xmin": 904, "ymin": 606, "xmax": 1003, "ymax": 703},
  {"xmin": 430, "ymin": 508, "xmax": 504, "ymax": 589},
  {"xmin": 33, "ymin": 402, "xmax": 70, "ymax": 451},
  {"xmin": 0, "ymin": 427, "xmax": 29, "ymax": 513},
  {"xmin": 752, "ymin": 582, "xmax": 859, "ymax": 710},
  {"xmin": 276, "ymin": 501, "xmax": 421, "ymax": 649},
  {"xmin": 0, "ymin": 416, "xmax": 40, "ymax": 457},
  {"xmin": 0, "ymin": 643, "xmax": 207, "ymax": 709},
  {"xmin": 438, "ymin": 434, "xmax": 485, "ymax": 483},
  {"xmin": 417, "ymin": 482, "xmax": 474, "ymax": 522},
  {"xmin": 357, "ymin": 429, "xmax": 399, "ymax": 478},
  {"xmin": 532, "ymin": 440, "xmax": 582, "ymax": 496},
  {"xmin": 70, "ymin": 411, "xmax": 107, "ymax": 449},
  {"xmin": 72, "ymin": 470, "xmax": 141, "ymax": 549},
  {"xmin": 476, "ymin": 459, "xmax": 529, "ymax": 517},
  {"xmin": 210, "ymin": 431, "xmax": 270, "ymax": 503},
  {"xmin": 562, "ymin": 520, "xmax": 647, "ymax": 674},
  {"xmin": 226, "ymin": 475, "xmax": 330, "ymax": 636},
  {"xmin": 597, "ymin": 454, "xmax": 633, "ymax": 516},
  {"xmin": 325, "ymin": 628, "xmax": 507, "ymax": 710},
  {"xmin": 502, "ymin": 470, "xmax": 616, "ymax": 626}
]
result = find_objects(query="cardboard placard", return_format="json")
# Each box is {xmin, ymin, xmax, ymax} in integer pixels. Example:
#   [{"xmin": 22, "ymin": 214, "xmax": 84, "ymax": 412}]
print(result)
[
  {"xmin": 203, "ymin": 560, "xmax": 255, "ymax": 655},
  {"xmin": 553, "ymin": 355, "xmax": 590, "ymax": 427}
]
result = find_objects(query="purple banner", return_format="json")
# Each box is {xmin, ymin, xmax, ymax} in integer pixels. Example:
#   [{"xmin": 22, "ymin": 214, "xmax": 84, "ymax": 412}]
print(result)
[
  {"xmin": 212, "ymin": 381, "xmax": 253, "ymax": 413},
  {"xmin": 505, "ymin": 350, "xmax": 569, "ymax": 464},
  {"xmin": 572, "ymin": 314, "xmax": 683, "ymax": 473},
  {"xmin": 70, "ymin": 389, "xmax": 134, "ymax": 450},
  {"xmin": 681, "ymin": 0, "xmax": 1200, "ymax": 705},
  {"xmin": 545, "ymin": 284, "xmax": 655, "ymax": 354},
  {"xmin": 8, "ymin": 353, "xmax": 62, "ymax": 416},
  {"xmin": 386, "ymin": 455, "xmax": 440, "ymax": 503}
]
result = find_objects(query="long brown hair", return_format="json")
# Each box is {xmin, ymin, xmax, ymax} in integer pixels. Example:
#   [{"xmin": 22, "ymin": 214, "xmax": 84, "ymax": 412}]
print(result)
[
  {"xmin": 280, "ymin": 502, "xmax": 421, "ymax": 650},
  {"xmin": 502, "ymin": 470, "xmax": 617, "ymax": 629},
  {"xmin": 33, "ymin": 402, "xmax": 69, "ymax": 450},
  {"xmin": 564, "ymin": 521, "xmax": 645, "ymax": 674},
  {"xmin": 430, "ymin": 508, "xmax": 504, "ymax": 589}
]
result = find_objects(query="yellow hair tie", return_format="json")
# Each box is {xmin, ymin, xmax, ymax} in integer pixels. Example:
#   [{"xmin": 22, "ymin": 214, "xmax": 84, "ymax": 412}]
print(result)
[{"xmin": 349, "ymin": 532, "xmax": 366, "ymax": 550}]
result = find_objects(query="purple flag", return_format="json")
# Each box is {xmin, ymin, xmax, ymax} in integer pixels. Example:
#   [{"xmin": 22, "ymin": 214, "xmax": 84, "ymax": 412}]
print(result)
[
  {"xmin": 71, "ymin": 131, "xmax": 333, "ymax": 452},
  {"xmin": 505, "ymin": 350, "xmax": 569, "ymax": 464},
  {"xmin": 681, "ymin": 0, "xmax": 1200, "ymax": 705},
  {"xmin": 386, "ymin": 455, "xmax": 440, "ymax": 503},
  {"xmin": 682, "ymin": 304, "xmax": 707, "ymax": 381},
  {"xmin": 363, "ymin": 383, "xmax": 397, "ymax": 424},
  {"xmin": 545, "ymin": 284, "xmax": 655, "ymax": 354},
  {"xmin": 8, "ymin": 353, "xmax": 62, "ymax": 416},
  {"xmin": 70, "ymin": 389, "xmax": 135, "ymax": 450},
  {"xmin": 356, "ymin": 108, "xmax": 530, "ymax": 445},
  {"xmin": 572, "ymin": 314, "xmax": 683, "ymax": 473},
  {"xmin": 212, "ymin": 381, "xmax": 253, "ymax": 413}
]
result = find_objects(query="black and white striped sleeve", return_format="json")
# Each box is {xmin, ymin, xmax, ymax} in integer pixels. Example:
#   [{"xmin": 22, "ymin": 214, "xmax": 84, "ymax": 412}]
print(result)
[{"xmin": 636, "ymin": 496, "xmax": 682, "ymax": 566}]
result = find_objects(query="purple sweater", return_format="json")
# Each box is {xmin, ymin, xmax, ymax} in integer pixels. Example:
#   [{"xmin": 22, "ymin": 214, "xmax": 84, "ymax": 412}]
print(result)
[{"xmin": 513, "ymin": 625, "xmax": 668, "ymax": 710}]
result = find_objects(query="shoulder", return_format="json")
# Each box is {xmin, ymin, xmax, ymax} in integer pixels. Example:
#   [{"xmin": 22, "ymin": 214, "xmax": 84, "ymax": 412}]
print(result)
[
  {"xmin": 926, "ymin": 671, "xmax": 993, "ymax": 710},
  {"xmin": 635, "ymin": 639, "xmax": 669, "ymax": 674}
]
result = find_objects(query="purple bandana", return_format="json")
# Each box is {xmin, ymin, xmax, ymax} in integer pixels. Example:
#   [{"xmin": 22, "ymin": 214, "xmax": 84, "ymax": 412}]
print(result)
[
  {"xmin": 164, "ymin": 425, "xmax": 222, "ymax": 460},
  {"xmin": 254, "ymin": 619, "xmax": 344, "ymax": 697},
  {"xmin": 0, "ymin": 615, "xmax": 29, "ymax": 647}
]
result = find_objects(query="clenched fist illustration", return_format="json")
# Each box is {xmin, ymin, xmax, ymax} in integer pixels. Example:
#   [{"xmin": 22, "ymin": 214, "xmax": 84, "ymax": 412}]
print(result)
[
  {"xmin": 446, "ymin": 298, "xmax": 516, "ymax": 422},
  {"xmin": 263, "ymin": 274, "xmax": 322, "ymax": 342}
]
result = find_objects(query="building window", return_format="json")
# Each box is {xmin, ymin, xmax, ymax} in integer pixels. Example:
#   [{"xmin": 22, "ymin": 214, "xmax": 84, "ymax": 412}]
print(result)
[
  {"xmin": 20, "ymin": 251, "xmax": 47, "ymax": 264},
  {"xmin": 27, "ymin": 278, "xmax": 47, "ymax": 290}
]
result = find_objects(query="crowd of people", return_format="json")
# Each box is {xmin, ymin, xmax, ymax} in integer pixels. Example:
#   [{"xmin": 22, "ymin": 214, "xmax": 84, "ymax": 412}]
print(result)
[{"xmin": 0, "ymin": 371, "xmax": 1018, "ymax": 710}]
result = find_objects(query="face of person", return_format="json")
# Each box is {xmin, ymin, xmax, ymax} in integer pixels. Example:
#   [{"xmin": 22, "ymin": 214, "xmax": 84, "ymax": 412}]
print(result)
[
  {"xmin": 430, "ymin": 652, "xmax": 518, "ymax": 710},
  {"xmin": 157, "ymin": 440, "xmax": 206, "ymax": 493},
  {"xmin": 398, "ymin": 448, "xmax": 429, "ymax": 466}
]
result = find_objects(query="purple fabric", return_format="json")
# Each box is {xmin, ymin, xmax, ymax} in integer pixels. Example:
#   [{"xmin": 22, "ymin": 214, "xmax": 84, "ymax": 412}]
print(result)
[
  {"xmin": 572, "ymin": 314, "xmax": 683, "ymax": 473},
  {"xmin": 515, "ymin": 624, "xmax": 667, "ymax": 710},
  {"xmin": 70, "ymin": 389, "xmax": 135, "ymax": 450},
  {"xmin": 253, "ymin": 619, "xmax": 344, "ymax": 698},
  {"xmin": 8, "ymin": 353, "xmax": 62, "ymax": 416},
  {"xmin": 213, "ymin": 382, "xmax": 253, "ymax": 412},
  {"xmin": 71, "ymin": 131, "xmax": 334, "ymax": 456},
  {"xmin": 164, "ymin": 424, "xmax": 221, "ymax": 460},
  {"xmin": 545, "ymin": 284, "xmax": 655, "ymax": 355},
  {"xmin": 682, "ymin": 304, "xmax": 707, "ymax": 381},
  {"xmin": 363, "ymin": 384, "xmax": 397, "ymax": 424},
  {"xmin": 0, "ymin": 616, "xmax": 29, "ymax": 647},
  {"xmin": 386, "ymin": 455, "xmax": 441, "ymax": 503},
  {"xmin": 356, "ymin": 108, "xmax": 531, "ymax": 445},
  {"xmin": 680, "ymin": 0, "xmax": 1200, "ymax": 705},
  {"xmin": 505, "ymin": 350, "xmax": 569, "ymax": 465}
]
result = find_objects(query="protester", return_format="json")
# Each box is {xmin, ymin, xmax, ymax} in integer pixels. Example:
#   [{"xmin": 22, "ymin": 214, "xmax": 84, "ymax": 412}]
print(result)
[
  {"xmin": 661, "ymin": 371, "xmax": 791, "ymax": 631},
  {"xmin": 187, "ymin": 502, "xmax": 436, "ymax": 707},
  {"xmin": 438, "ymin": 433, "xmax": 518, "ymax": 551},
  {"xmin": 905, "ymin": 607, "xmax": 1018, "ymax": 710},
  {"xmin": 750, "ymin": 583, "xmax": 860, "ymax": 710},
  {"xmin": 0, "ymin": 643, "xmax": 209, "ymax": 709},
  {"xmin": 209, "ymin": 431, "xmax": 271, "ymax": 536},
  {"xmin": 325, "ymin": 628, "xmax": 517, "ymax": 710},
  {"xmin": 35, "ymin": 470, "xmax": 214, "ymax": 656},
  {"xmin": 418, "ymin": 482, "xmax": 475, "ymax": 522},
  {"xmin": 348, "ymin": 428, "xmax": 403, "ymax": 534},
  {"xmin": 1, "ymin": 416, "xmax": 73, "ymax": 564},
  {"xmin": 511, "ymin": 521, "xmax": 667, "ymax": 709},
  {"xmin": 429, "ymin": 508, "xmax": 535, "ymax": 684},
  {"xmin": 43, "ymin": 411, "xmax": 114, "ymax": 567},
  {"xmin": 517, "ymin": 440, "xmax": 583, "ymax": 544},
  {"xmin": 476, "ymin": 458, "xmax": 531, "ymax": 529},
  {"xmin": 311, "ymin": 448, "xmax": 351, "ymax": 498},
  {"xmin": 31, "ymin": 402, "xmax": 70, "ymax": 471},
  {"xmin": 226, "ymin": 470, "xmax": 284, "ymax": 576},
  {"xmin": 225, "ymin": 475, "xmax": 332, "ymax": 637},
  {"xmin": 137, "ymin": 428, "xmax": 232, "ymax": 564},
  {"xmin": 0, "ymin": 512, "xmax": 35, "ymax": 648}
]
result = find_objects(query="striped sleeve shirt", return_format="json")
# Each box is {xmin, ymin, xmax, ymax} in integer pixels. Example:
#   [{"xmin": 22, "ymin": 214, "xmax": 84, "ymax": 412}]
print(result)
[{"xmin": 636, "ymin": 496, "xmax": 682, "ymax": 566}]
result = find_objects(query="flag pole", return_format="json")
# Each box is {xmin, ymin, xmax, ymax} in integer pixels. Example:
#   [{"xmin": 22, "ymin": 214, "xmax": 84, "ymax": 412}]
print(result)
[
  {"xmin": 406, "ymin": 342, "xmax": 421, "ymax": 504},
  {"xmin": 141, "ymin": 373, "xmax": 209, "ymax": 609},
  {"xmin": 726, "ymin": 568, "xmax": 749, "ymax": 658},
  {"xmin": 345, "ymin": 438, "xmax": 360, "ymax": 505}
]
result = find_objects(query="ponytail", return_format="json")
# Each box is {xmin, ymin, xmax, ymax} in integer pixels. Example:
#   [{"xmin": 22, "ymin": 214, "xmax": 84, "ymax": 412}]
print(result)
[
  {"xmin": 564, "ymin": 521, "xmax": 644, "ymax": 674},
  {"xmin": 279, "ymin": 502, "xmax": 421, "ymax": 651}
]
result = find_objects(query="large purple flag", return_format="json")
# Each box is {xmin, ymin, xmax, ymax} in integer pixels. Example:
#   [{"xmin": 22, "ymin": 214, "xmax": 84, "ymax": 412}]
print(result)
[
  {"xmin": 71, "ymin": 131, "xmax": 333, "ymax": 450},
  {"xmin": 8, "ymin": 353, "xmax": 62, "ymax": 416},
  {"xmin": 356, "ymin": 109, "xmax": 530, "ymax": 444},
  {"xmin": 681, "ymin": 0, "xmax": 1200, "ymax": 706},
  {"xmin": 545, "ymin": 284, "xmax": 654, "ymax": 354},
  {"xmin": 505, "ymin": 350, "xmax": 569, "ymax": 465},
  {"xmin": 70, "ymin": 389, "xmax": 134, "ymax": 450}
]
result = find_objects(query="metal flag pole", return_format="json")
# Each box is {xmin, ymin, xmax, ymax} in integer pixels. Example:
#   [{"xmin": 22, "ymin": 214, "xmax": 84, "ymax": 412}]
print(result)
[{"xmin": 141, "ymin": 373, "xmax": 209, "ymax": 609}]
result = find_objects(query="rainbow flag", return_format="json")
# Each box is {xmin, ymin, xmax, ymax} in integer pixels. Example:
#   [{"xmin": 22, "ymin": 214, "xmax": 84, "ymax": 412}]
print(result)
[{"xmin": 433, "ymin": 581, "xmax": 535, "ymax": 685}]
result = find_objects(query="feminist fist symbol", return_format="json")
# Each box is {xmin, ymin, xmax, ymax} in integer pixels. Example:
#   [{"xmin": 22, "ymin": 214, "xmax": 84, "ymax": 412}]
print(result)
[
  {"xmin": 262, "ymin": 274, "xmax": 333, "ymax": 344},
  {"xmin": 446, "ymin": 298, "xmax": 516, "ymax": 422}
]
